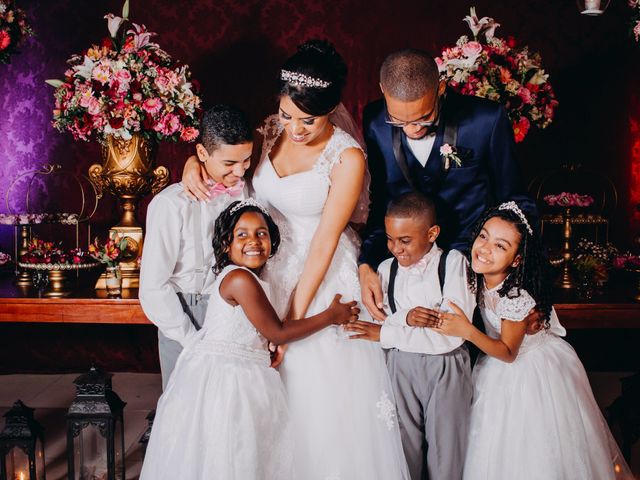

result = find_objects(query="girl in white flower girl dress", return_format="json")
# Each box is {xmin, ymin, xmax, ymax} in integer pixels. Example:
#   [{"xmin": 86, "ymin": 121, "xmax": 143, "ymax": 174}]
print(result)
[
  {"xmin": 140, "ymin": 199, "xmax": 358, "ymax": 480},
  {"xmin": 435, "ymin": 202, "xmax": 633, "ymax": 480}
]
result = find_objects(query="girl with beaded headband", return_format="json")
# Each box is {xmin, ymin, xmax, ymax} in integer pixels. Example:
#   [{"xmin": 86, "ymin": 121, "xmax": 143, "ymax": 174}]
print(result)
[
  {"xmin": 432, "ymin": 203, "xmax": 632, "ymax": 480},
  {"xmin": 140, "ymin": 200, "xmax": 360, "ymax": 480}
]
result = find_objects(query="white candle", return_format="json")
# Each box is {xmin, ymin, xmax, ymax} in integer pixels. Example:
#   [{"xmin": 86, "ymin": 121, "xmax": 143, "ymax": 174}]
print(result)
[{"xmin": 584, "ymin": 0, "xmax": 601, "ymax": 10}]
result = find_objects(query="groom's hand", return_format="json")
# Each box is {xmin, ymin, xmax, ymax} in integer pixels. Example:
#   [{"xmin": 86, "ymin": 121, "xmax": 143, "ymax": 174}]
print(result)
[
  {"xmin": 359, "ymin": 264, "xmax": 386, "ymax": 321},
  {"xmin": 182, "ymin": 155, "xmax": 212, "ymax": 202}
]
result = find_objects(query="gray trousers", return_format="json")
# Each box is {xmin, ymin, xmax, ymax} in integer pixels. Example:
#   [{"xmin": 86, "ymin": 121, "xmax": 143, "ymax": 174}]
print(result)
[
  {"xmin": 158, "ymin": 293, "xmax": 209, "ymax": 390},
  {"xmin": 387, "ymin": 346, "xmax": 472, "ymax": 480}
]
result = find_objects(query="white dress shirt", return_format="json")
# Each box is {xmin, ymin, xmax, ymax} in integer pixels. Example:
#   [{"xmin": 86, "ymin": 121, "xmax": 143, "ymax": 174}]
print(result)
[
  {"xmin": 406, "ymin": 133, "xmax": 437, "ymax": 167},
  {"xmin": 139, "ymin": 182, "xmax": 245, "ymax": 346},
  {"xmin": 378, "ymin": 244, "xmax": 476, "ymax": 354}
]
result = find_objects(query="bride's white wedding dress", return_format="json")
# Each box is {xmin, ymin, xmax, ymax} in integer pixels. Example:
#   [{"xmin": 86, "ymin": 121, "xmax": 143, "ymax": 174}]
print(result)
[{"xmin": 252, "ymin": 116, "xmax": 409, "ymax": 480}]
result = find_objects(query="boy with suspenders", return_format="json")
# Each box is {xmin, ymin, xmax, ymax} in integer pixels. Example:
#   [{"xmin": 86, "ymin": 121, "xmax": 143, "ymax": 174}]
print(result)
[
  {"xmin": 346, "ymin": 191, "xmax": 476, "ymax": 480},
  {"xmin": 140, "ymin": 105, "xmax": 253, "ymax": 389}
]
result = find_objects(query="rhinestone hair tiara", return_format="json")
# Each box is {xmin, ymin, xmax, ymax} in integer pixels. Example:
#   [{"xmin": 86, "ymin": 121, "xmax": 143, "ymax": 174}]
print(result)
[
  {"xmin": 280, "ymin": 69, "xmax": 331, "ymax": 89},
  {"xmin": 229, "ymin": 198, "xmax": 269, "ymax": 216},
  {"xmin": 498, "ymin": 201, "xmax": 533, "ymax": 236}
]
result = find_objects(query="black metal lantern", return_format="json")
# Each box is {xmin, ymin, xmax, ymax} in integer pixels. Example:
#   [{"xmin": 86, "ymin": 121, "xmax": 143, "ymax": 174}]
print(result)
[
  {"xmin": 66, "ymin": 366, "xmax": 126, "ymax": 480},
  {"xmin": 137, "ymin": 410, "xmax": 154, "ymax": 458},
  {"xmin": 0, "ymin": 400, "xmax": 46, "ymax": 480}
]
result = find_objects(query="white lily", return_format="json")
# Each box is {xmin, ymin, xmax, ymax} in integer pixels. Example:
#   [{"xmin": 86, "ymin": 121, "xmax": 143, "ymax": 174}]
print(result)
[
  {"xmin": 75, "ymin": 56, "xmax": 96, "ymax": 80},
  {"xmin": 529, "ymin": 69, "xmax": 549, "ymax": 85},
  {"xmin": 104, "ymin": 14, "xmax": 124, "ymax": 38},
  {"xmin": 463, "ymin": 7, "xmax": 500, "ymax": 40},
  {"xmin": 45, "ymin": 79, "xmax": 64, "ymax": 88}
]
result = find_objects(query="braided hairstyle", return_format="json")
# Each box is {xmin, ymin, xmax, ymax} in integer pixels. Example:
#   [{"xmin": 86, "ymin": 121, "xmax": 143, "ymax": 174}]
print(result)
[
  {"xmin": 212, "ymin": 201, "xmax": 281, "ymax": 275},
  {"xmin": 466, "ymin": 206, "xmax": 553, "ymax": 328}
]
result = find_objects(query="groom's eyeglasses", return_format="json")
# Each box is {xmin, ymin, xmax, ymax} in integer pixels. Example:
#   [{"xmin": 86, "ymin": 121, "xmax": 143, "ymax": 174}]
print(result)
[{"xmin": 385, "ymin": 95, "xmax": 443, "ymax": 129}]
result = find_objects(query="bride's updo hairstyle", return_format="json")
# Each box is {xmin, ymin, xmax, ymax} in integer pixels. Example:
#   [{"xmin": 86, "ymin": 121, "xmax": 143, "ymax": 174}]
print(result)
[{"xmin": 278, "ymin": 39, "xmax": 347, "ymax": 116}]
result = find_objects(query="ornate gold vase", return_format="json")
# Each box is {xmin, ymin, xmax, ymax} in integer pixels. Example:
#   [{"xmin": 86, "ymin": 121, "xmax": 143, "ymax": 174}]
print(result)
[{"xmin": 88, "ymin": 134, "xmax": 169, "ymax": 288}]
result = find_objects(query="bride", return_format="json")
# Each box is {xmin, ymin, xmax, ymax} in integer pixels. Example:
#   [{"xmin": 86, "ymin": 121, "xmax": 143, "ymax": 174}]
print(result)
[{"xmin": 184, "ymin": 40, "xmax": 408, "ymax": 479}]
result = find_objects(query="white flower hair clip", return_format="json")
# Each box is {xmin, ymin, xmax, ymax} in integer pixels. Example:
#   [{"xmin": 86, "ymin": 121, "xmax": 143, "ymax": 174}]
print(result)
[
  {"xmin": 229, "ymin": 198, "xmax": 270, "ymax": 216},
  {"xmin": 280, "ymin": 69, "xmax": 331, "ymax": 89},
  {"xmin": 498, "ymin": 201, "xmax": 533, "ymax": 236}
]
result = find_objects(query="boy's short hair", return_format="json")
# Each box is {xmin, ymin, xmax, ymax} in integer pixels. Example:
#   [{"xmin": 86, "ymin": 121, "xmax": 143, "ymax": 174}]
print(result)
[
  {"xmin": 200, "ymin": 104, "xmax": 252, "ymax": 154},
  {"xmin": 386, "ymin": 191, "xmax": 437, "ymax": 225}
]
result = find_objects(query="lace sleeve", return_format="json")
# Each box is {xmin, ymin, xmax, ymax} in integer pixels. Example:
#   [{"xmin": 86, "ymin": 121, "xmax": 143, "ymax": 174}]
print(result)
[
  {"xmin": 256, "ymin": 115, "xmax": 282, "ymax": 160},
  {"xmin": 316, "ymin": 127, "xmax": 370, "ymax": 225},
  {"xmin": 495, "ymin": 289, "xmax": 537, "ymax": 322}
]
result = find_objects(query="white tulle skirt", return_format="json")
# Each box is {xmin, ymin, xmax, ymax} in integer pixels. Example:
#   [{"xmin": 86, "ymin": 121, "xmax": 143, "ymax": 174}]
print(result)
[
  {"xmin": 140, "ymin": 345, "xmax": 293, "ymax": 480},
  {"xmin": 464, "ymin": 334, "xmax": 633, "ymax": 480}
]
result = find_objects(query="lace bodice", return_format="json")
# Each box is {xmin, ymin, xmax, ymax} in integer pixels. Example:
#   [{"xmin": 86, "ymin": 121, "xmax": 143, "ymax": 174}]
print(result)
[
  {"xmin": 481, "ymin": 285, "xmax": 566, "ymax": 354},
  {"xmin": 254, "ymin": 115, "xmax": 368, "ymax": 228},
  {"xmin": 251, "ymin": 115, "xmax": 367, "ymax": 318},
  {"xmin": 196, "ymin": 265, "xmax": 270, "ymax": 358}
]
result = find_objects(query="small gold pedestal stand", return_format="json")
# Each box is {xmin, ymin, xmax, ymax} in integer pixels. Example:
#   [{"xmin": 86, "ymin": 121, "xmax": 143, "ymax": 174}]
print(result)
[
  {"xmin": 18, "ymin": 262, "xmax": 100, "ymax": 297},
  {"xmin": 556, "ymin": 207, "xmax": 575, "ymax": 289},
  {"xmin": 89, "ymin": 134, "xmax": 169, "ymax": 289},
  {"xmin": 14, "ymin": 225, "xmax": 33, "ymax": 287}
]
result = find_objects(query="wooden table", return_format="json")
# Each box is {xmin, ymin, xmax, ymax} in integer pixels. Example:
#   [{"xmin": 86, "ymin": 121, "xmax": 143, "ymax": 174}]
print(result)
[
  {"xmin": 1, "ymin": 276, "xmax": 639, "ymax": 373},
  {"xmin": 1, "ymin": 278, "xmax": 640, "ymax": 328}
]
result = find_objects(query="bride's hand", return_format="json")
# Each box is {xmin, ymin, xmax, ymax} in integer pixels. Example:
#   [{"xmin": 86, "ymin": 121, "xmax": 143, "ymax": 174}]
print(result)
[
  {"xmin": 359, "ymin": 264, "xmax": 387, "ymax": 321},
  {"xmin": 182, "ymin": 155, "xmax": 211, "ymax": 201}
]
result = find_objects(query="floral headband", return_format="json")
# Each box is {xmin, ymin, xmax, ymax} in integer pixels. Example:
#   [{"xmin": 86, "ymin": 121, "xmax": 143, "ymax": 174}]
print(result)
[
  {"xmin": 229, "ymin": 198, "xmax": 270, "ymax": 216},
  {"xmin": 280, "ymin": 69, "xmax": 331, "ymax": 89},
  {"xmin": 497, "ymin": 201, "xmax": 533, "ymax": 236}
]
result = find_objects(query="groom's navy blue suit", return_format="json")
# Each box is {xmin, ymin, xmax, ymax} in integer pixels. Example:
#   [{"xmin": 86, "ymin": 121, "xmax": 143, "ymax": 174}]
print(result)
[{"xmin": 359, "ymin": 91, "xmax": 538, "ymax": 268}]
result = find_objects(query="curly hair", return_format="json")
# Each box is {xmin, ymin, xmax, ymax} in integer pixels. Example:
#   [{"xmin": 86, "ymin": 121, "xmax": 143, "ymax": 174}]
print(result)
[
  {"xmin": 212, "ymin": 202, "xmax": 281, "ymax": 275},
  {"xmin": 200, "ymin": 104, "xmax": 252, "ymax": 154},
  {"xmin": 466, "ymin": 206, "xmax": 553, "ymax": 328}
]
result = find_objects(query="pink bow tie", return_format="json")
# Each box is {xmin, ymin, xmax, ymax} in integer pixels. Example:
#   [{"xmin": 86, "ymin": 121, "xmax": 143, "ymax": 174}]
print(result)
[{"xmin": 209, "ymin": 179, "xmax": 244, "ymax": 198}]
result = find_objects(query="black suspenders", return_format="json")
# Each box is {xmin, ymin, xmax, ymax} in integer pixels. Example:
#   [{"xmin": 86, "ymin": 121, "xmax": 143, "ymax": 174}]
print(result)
[{"xmin": 387, "ymin": 251, "xmax": 449, "ymax": 315}]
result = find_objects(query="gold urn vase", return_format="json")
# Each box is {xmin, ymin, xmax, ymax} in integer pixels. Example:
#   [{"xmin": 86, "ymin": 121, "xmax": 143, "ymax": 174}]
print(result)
[{"xmin": 89, "ymin": 134, "xmax": 169, "ymax": 288}]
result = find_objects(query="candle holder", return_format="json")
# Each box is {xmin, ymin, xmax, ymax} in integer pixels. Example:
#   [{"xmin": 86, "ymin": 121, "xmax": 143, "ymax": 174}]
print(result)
[
  {"xmin": 557, "ymin": 207, "xmax": 575, "ymax": 289},
  {"xmin": 0, "ymin": 400, "xmax": 46, "ymax": 480},
  {"xmin": 576, "ymin": 0, "xmax": 610, "ymax": 15}
]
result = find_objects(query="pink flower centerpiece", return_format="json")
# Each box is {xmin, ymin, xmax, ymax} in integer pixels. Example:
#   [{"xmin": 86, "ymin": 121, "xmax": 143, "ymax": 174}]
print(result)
[
  {"xmin": 630, "ymin": 0, "xmax": 640, "ymax": 42},
  {"xmin": 20, "ymin": 237, "xmax": 91, "ymax": 265},
  {"xmin": 543, "ymin": 192, "xmax": 594, "ymax": 208},
  {"xmin": 437, "ymin": 7, "xmax": 558, "ymax": 142},
  {"xmin": 47, "ymin": 1, "xmax": 201, "ymax": 143},
  {"xmin": 0, "ymin": 0, "xmax": 34, "ymax": 64}
]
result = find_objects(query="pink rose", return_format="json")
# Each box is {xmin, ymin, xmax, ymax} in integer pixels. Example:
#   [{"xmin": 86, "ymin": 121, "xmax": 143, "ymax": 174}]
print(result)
[
  {"xmin": 154, "ymin": 75, "xmax": 171, "ymax": 93},
  {"xmin": 517, "ymin": 87, "xmax": 533, "ymax": 105},
  {"xmin": 87, "ymin": 97, "xmax": 102, "ymax": 115},
  {"xmin": 180, "ymin": 127, "xmax": 199, "ymax": 142},
  {"xmin": 440, "ymin": 144, "xmax": 453, "ymax": 155},
  {"xmin": 462, "ymin": 41, "xmax": 482, "ymax": 59}
]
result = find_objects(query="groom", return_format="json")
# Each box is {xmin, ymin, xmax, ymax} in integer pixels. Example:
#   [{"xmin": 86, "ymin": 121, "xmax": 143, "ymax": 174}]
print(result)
[{"xmin": 358, "ymin": 48, "xmax": 538, "ymax": 322}]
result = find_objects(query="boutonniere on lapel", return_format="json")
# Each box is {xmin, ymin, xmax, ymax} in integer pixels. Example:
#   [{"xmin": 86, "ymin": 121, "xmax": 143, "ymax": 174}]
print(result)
[{"xmin": 439, "ymin": 144, "xmax": 463, "ymax": 170}]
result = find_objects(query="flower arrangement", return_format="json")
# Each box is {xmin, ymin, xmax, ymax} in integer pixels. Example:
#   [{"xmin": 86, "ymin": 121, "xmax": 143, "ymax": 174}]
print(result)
[
  {"xmin": 88, "ymin": 236, "xmax": 129, "ymax": 267},
  {"xmin": 437, "ymin": 7, "xmax": 558, "ymax": 142},
  {"xmin": 20, "ymin": 237, "xmax": 91, "ymax": 265},
  {"xmin": 613, "ymin": 253, "xmax": 640, "ymax": 270},
  {"xmin": 575, "ymin": 238, "xmax": 619, "ymax": 265},
  {"xmin": 0, "ymin": 212, "xmax": 79, "ymax": 225},
  {"xmin": 47, "ymin": 0, "xmax": 202, "ymax": 143},
  {"xmin": 543, "ymin": 192, "xmax": 594, "ymax": 208},
  {"xmin": 572, "ymin": 254, "xmax": 609, "ymax": 285},
  {"xmin": 0, "ymin": 0, "xmax": 34, "ymax": 64},
  {"xmin": 630, "ymin": 0, "xmax": 640, "ymax": 42},
  {"xmin": 0, "ymin": 251, "xmax": 11, "ymax": 266}
]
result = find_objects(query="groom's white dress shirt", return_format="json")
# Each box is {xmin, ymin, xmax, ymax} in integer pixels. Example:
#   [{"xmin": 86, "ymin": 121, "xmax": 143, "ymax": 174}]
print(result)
[
  {"xmin": 378, "ymin": 244, "xmax": 476, "ymax": 354},
  {"xmin": 406, "ymin": 133, "xmax": 437, "ymax": 167},
  {"xmin": 139, "ymin": 183, "xmax": 244, "ymax": 346}
]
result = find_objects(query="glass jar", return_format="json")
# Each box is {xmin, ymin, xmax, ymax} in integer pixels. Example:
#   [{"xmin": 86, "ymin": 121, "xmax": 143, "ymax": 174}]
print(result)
[{"xmin": 105, "ymin": 265, "xmax": 122, "ymax": 297}]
